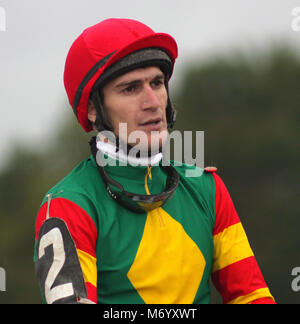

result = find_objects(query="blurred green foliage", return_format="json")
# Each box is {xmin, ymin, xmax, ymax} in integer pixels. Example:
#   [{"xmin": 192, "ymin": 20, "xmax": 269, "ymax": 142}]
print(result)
[{"xmin": 0, "ymin": 45, "xmax": 299, "ymax": 303}]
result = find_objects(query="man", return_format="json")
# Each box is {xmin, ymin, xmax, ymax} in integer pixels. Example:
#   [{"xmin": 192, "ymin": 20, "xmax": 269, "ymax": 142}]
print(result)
[{"xmin": 34, "ymin": 18, "xmax": 275, "ymax": 304}]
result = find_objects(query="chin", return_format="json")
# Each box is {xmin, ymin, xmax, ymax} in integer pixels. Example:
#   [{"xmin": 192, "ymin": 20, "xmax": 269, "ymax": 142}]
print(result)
[{"xmin": 125, "ymin": 127, "xmax": 169, "ymax": 156}]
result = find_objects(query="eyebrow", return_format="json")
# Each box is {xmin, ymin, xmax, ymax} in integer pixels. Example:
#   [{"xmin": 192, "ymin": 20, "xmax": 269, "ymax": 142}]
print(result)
[{"xmin": 114, "ymin": 73, "xmax": 165, "ymax": 89}]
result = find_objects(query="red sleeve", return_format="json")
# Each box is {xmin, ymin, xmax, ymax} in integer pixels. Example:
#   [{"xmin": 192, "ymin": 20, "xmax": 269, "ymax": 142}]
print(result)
[
  {"xmin": 35, "ymin": 197, "xmax": 98, "ymax": 303},
  {"xmin": 211, "ymin": 172, "xmax": 275, "ymax": 304}
]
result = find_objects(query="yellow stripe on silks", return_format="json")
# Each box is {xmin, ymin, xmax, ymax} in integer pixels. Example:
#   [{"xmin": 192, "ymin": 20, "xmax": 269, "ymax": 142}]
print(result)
[
  {"xmin": 212, "ymin": 222, "xmax": 254, "ymax": 273},
  {"xmin": 77, "ymin": 249, "xmax": 97, "ymax": 287},
  {"xmin": 127, "ymin": 208, "xmax": 206, "ymax": 304},
  {"xmin": 227, "ymin": 287, "xmax": 275, "ymax": 304}
]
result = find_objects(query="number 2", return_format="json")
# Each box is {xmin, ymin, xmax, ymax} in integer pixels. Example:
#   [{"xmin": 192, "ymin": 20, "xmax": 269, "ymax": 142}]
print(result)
[{"xmin": 38, "ymin": 227, "xmax": 74, "ymax": 304}]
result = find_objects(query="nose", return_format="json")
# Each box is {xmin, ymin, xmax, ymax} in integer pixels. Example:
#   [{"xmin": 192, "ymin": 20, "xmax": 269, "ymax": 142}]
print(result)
[{"xmin": 141, "ymin": 85, "xmax": 160, "ymax": 110}]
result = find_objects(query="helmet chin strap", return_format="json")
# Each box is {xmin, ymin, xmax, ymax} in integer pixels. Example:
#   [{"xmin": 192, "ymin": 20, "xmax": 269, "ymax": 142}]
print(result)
[{"xmin": 90, "ymin": 90, "xmax": 113, "ymax": 132}]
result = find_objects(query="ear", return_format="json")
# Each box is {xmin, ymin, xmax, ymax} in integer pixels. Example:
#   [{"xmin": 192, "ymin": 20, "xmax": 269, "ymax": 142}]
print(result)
[{"xmin": 87, "ymin": 100, "xmax": 97, "ymax": 123}]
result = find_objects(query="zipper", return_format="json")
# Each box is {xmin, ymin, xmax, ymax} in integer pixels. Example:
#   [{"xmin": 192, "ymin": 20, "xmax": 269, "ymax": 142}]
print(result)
[
  {"xmin": 144, "ymin": 166, "xmax": 165, "ymax": 227},
  {"xmin": 144, "ymin": 166, "xmax": 152, "ymax": 195}
]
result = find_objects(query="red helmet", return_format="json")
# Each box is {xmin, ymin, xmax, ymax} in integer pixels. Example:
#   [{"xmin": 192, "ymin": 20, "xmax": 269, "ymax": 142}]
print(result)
[{"xmin": 64, "ymin": 18, "xmax": 178, "ymax": 132}]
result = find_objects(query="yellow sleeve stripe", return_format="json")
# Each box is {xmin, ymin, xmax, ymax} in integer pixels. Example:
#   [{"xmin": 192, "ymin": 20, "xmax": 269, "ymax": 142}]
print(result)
[
  {"xmin": 227, "ymin": 287, "xmax": 275, "ymax": 304},
  {"xmin": 213, "ymin": 222, "xmax": 254, "ymax": 272},
  {"xmin": 77, "ymin": 249, "xmax": 97, "ymax": 287}
]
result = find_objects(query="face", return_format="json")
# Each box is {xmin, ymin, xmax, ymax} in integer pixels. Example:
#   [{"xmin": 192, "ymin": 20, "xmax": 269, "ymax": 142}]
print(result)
[{"xmin": 90, "ymin": 66, "xmax": 169, "ymax": 152}]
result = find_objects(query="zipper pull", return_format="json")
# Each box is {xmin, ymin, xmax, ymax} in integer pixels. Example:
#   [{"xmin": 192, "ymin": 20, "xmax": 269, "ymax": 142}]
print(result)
[{"xmin": 144, "ymin": 166, "xmax": 152, "ymax": 195}]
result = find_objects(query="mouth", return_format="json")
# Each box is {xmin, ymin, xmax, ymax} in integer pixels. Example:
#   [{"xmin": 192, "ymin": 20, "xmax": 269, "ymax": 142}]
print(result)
[{"xmin": 139, "ymin": 117, "xmax": 162, "ymax": 127}]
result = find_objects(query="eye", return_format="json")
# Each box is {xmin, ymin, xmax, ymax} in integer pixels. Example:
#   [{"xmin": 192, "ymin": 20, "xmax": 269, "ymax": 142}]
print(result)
[
  {"xmin": 151, "ymin": 77, "xmax": 164, "ymax": 89},
  {"xmin": 122, "ymin": 83, "xmax": 139, "ymax": 94},
  {"xmin": 124, "ymin": 85, "xmax": 136, "ymax": 93}
]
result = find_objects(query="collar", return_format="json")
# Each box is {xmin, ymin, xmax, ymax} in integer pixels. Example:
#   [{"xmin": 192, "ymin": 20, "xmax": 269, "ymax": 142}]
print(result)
[{"xmin": 96, "ymin": 138, "xmax": 163, "ymax": 167}]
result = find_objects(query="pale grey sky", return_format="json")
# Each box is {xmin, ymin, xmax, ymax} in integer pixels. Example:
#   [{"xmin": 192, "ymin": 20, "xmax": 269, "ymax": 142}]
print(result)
[{"xmin": 0, "ymin": 0, "xmax": 300, "ymax": 169}]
